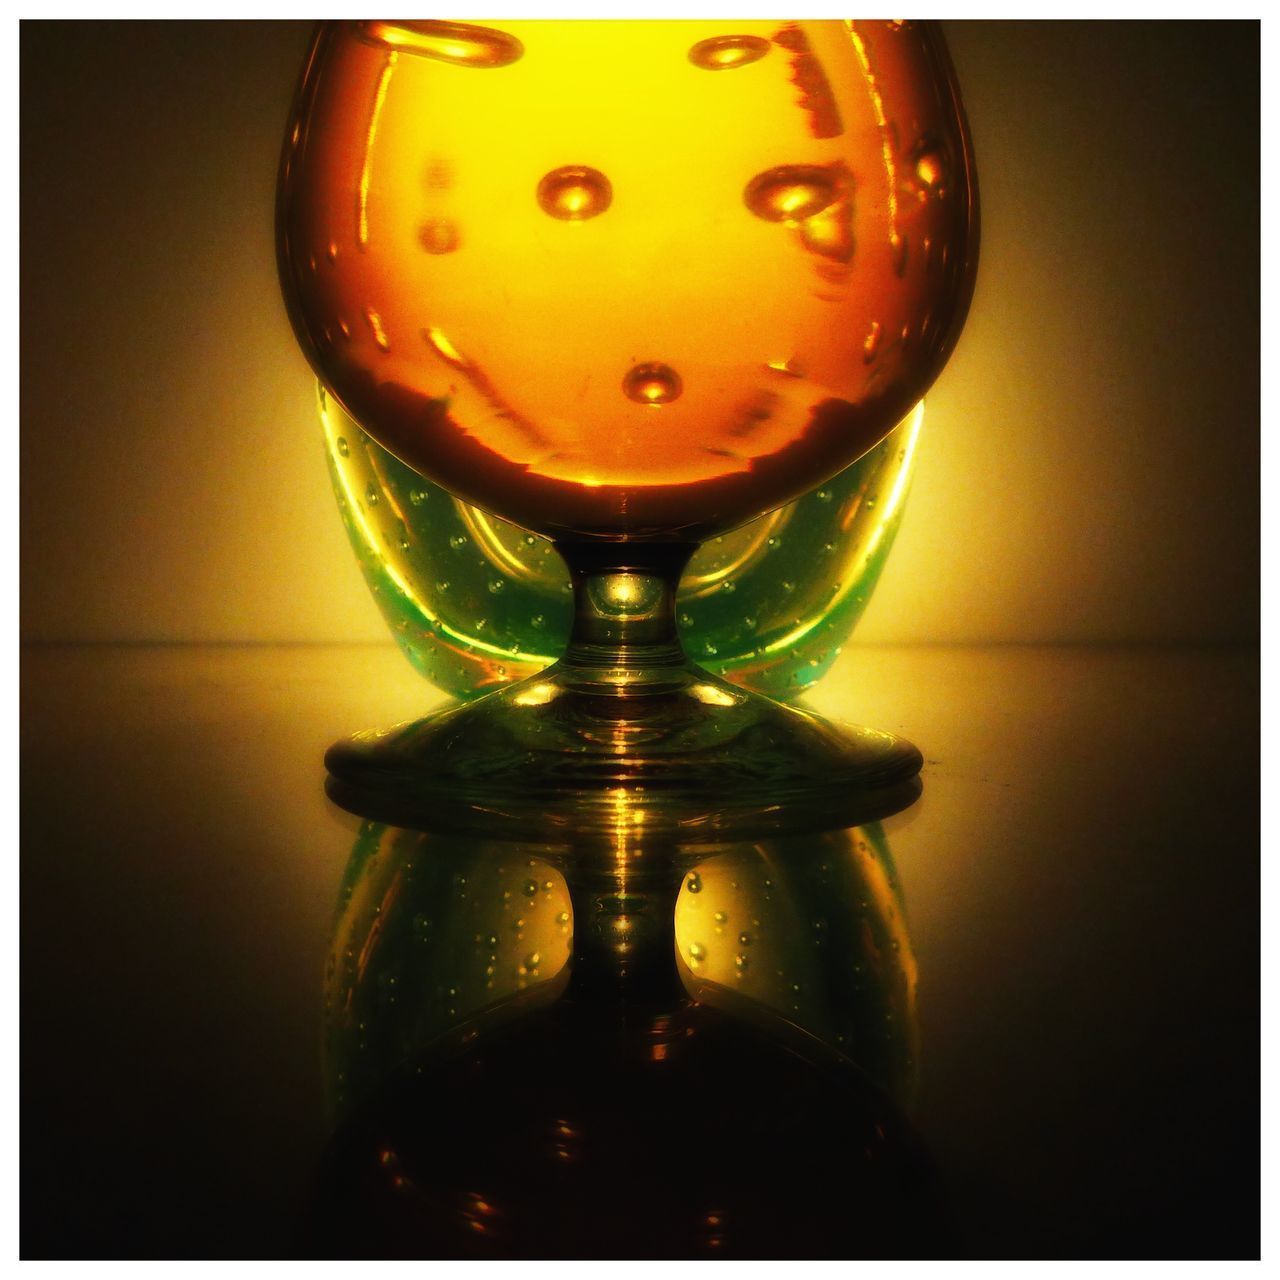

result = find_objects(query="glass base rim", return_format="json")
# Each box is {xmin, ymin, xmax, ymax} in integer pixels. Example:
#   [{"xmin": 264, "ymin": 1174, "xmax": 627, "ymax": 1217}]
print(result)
[{"xmin": 323, "ymin": 669, "xmax": 923, "ymax": 841}]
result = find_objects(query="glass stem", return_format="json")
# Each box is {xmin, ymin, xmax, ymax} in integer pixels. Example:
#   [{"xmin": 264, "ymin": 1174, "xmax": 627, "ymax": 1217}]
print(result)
[
  {"xmin": 552, "ymin": 540, "xmax": 699, "ymax": 686},
  {"xmin": 563, "ymin": 842, "xmax": 688, "ymax": 1008}
]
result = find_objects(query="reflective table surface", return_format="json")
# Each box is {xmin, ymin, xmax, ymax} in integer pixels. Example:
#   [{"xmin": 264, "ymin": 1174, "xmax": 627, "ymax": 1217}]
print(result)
[{"xmin": 21, "ymin": 643, "xmax": 1258, "ymax": 1258}]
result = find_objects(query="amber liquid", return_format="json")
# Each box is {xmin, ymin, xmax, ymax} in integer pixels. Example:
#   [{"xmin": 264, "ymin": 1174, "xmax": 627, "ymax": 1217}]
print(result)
[{"xmin": 278, "ymin": 20, "xmax": 977, "ymax": 539}]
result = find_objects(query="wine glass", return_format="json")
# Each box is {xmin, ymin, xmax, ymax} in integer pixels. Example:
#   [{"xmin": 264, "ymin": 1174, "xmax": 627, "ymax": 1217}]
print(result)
[
  {"xmin": 277, "ymin": 19, "xmax": 978, "ymax": 835},
  {"xmin": 309, "ymin": 805, "xmax": 932, "ymax": 1256},
  {"xmin": 324, "ymin": 815, "xmax": 918, "ymax": 1127}
]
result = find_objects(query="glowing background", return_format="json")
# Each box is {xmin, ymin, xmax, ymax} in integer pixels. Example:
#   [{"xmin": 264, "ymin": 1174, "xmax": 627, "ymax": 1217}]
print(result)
[
  {"xmin": 19, "ymin": 21, "xmax": 1259, "ymax": 1257},
  {"xmin": 20, "ymin": 21, "xmax": 1258, "ymax": 645}
]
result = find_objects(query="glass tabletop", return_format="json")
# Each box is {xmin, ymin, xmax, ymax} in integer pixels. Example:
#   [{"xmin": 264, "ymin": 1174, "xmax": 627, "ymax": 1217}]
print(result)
[{"xmin": 19, "ymin": 641, "xmax": 1259, "ymax": 1258}]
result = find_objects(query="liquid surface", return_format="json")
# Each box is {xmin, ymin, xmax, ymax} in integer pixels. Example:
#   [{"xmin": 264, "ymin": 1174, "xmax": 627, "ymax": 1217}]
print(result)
[{"xmin": 279, "ymin": 20, "xmax": 977, "ymax": 538}]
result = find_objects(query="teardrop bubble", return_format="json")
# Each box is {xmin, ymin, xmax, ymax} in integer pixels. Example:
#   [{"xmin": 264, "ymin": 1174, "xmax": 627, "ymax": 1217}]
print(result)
[
  {"xmin": 418, "ymin": 218, "xmax": 460, "ymax": 254},
  {"xmin": 537, "ymin": 165, "xmax": 613, "ymax": 221},
  {"xmin": 688, "ymin": 34, "xmax": 771, "ymax": 71},
  {"xmin": 623, "ymin": 361, "xmax": 683, "ymax": 406},
  {"xmin": 744, "ymin": 164, "xmax": 841, "ymax": 223},
  {"xmin": 914, "ymin": 146, "xmax": 946, "ymax": 192},
  {"xmin": 357, "ymin": 20, "xmax": 524, "ymax": 69}
]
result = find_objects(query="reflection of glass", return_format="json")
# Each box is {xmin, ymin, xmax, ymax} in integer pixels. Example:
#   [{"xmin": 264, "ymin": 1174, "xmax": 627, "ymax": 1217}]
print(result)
[
  {"xmin": 307, "ymin": 805, "xmax": 939, "ymax": 1257},
  {"xmin": 278, "ymin": 20, "xmax": 978, "ymax": 829},
  {"xmin": 323, "ymin": 822, "xmax": 574, "ymax": 1119},
  {"xmin": 322, "ymin": 389, "xmax": 924, "ymax": 701},
  {"xmin": 324, "ymin": 817, "xmax": 917, "ymax": 1120},
  {"xmin": 676, "ymin": 822, "xmax": 918, "ymax": 1104}
]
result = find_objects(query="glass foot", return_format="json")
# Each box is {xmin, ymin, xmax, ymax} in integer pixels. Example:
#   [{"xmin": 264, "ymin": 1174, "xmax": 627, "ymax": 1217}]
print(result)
[{"xmin": 325, "ymin": 661, "xmax": 922, "ymax": 839}]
